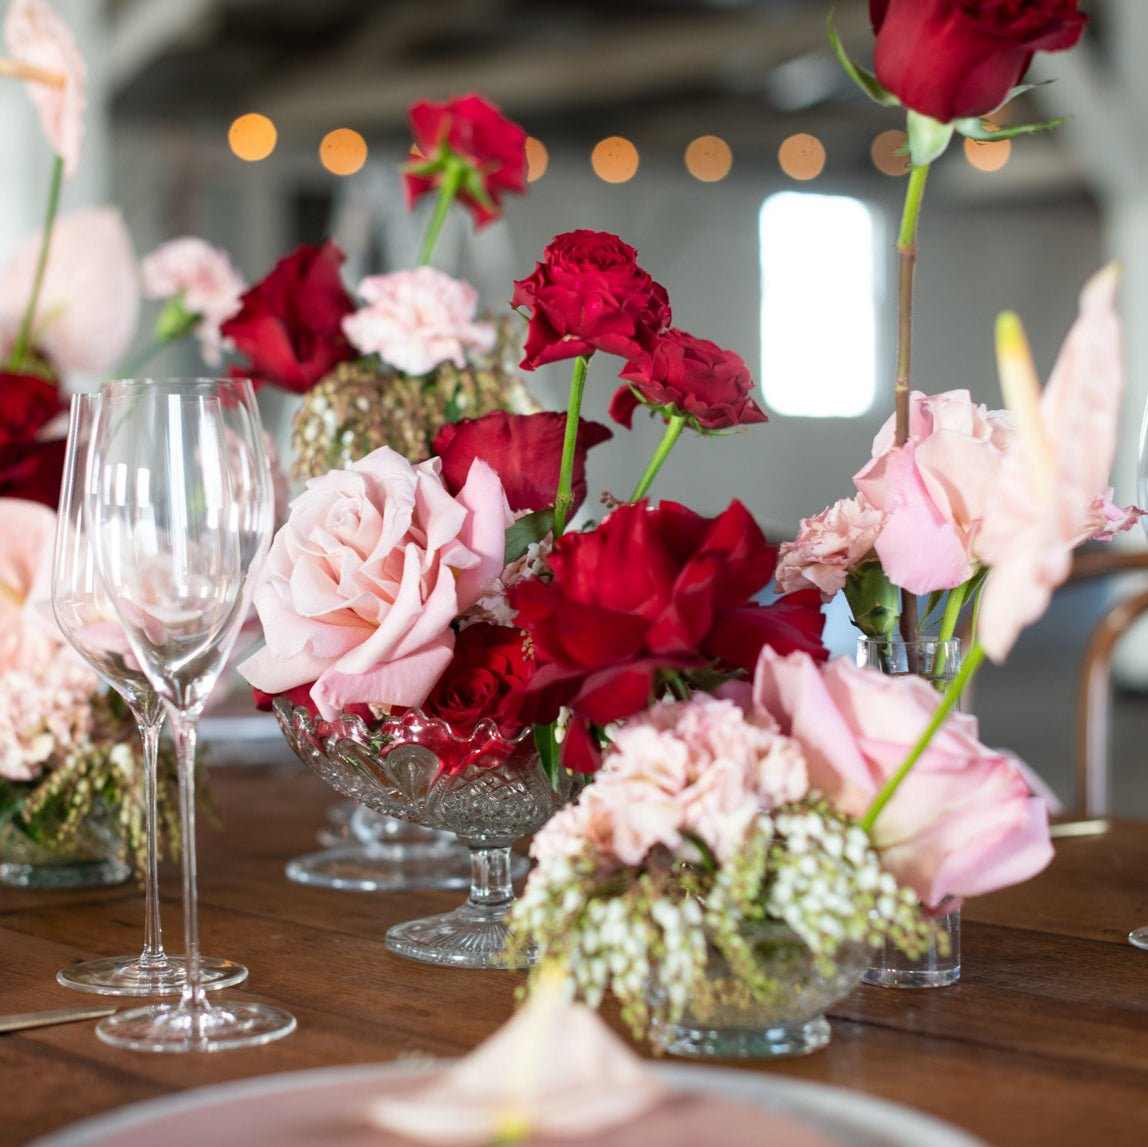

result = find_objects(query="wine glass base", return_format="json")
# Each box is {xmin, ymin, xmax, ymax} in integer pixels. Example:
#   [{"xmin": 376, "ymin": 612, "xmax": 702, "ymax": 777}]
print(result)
[
  {"xmin": 96, "ymin": 1000, "xmax": 296, "ymax": 1053},
  {"xmin": 385, "ymin": 902, "xmax": 533, "ymax": 970},
  {"xmin": 285, "ymin": 844, "xmax": 527, "ymax": 893},
  {"xmin": 1129, "ymin": 927, "xmax": 1148, "ymax": 951},
  {"xmin": 56, "ymin": 956, "xmax": 247, "ymax": 997}
]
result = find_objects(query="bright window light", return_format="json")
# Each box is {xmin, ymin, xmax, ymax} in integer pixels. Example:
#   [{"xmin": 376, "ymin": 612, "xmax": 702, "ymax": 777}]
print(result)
[{"xmin": 759, "ymin": 192, "xmax": 878, "ymax": 417}]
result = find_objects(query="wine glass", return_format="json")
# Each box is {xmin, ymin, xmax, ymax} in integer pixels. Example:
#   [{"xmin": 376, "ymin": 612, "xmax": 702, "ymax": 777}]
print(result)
[
  {"xmin": 1134, "ymin": 410, "xmax": 1148, "ymax": 952},
  {"xmin": 53, "ymin": 393, "xmax": 248, "ymax": 996},
  {"xmin": 88, "ymin": 378, "xmax": 294, "ymax": 1052}
]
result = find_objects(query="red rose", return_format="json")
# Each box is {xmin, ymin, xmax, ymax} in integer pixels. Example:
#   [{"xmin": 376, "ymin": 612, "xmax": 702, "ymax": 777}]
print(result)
[
  {"xmin": 0, "ymin": 372, "xmax": 63, "ymax": 446},
  {"xmin": 512, "ymin": 231, "xmax": 671, "ymax": 370},
  {"xmin": 221, "ymin": 242, "xmax": 355, "ymax": 394},
  {"xmin": 611, "ymin": 329, "xmax": 767, "ymax": 432},
  {"xmin": 433, "ymin": 411, "xmax": 611, "ymax": 514},
  {"xmin": 510, "ymin": 500, "xmax": 826, "ymax": 764},
  {"xmin": 423, "ymin": 623, "xmax": 533, "ymax": 737},
  {"xmin": 871, "ymin": 0, "xmax": 1087, "ymax": 123},
  {"xmin": 0, "ymin": 372, "xmax": 66, "ymax": 507},
  {"xmin": 404, "ymin": 94, "xmax": 528, "ymax": 228}
]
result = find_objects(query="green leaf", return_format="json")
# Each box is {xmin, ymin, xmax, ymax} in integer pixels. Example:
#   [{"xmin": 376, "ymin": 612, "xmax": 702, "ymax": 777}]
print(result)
[
  {"xmin": 992, "ymin": 80, "xmax": 1054, "ymax": 113},
  {"xmin": 844, "ymin": 561, "xmax": 902, "ymax": 639},
  {"xmin": 828, "ymin": 8, "xmax": 899, "ymax": 108},
  {"xmin": 907, "ymin": 110, "xmax": 956, "ymax": 166},
  {"xmin": 505, "ymin": 508, "xmax": 554, "ymax": 566},
  {"xmin": 534, "ymin": 723, "xmax": 560, "ymax": 789},
  {"xmin": 955, "ymin": 116, "xmax": 1065, "ymax": 142}
]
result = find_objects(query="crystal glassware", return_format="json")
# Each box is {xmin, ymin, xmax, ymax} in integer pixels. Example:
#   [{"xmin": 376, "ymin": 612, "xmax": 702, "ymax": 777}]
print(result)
[
  {"xmin": 1134, "ymin": 415, "xmax": 1148, "ymax": 952},
  {"xmin": 650, "ymin": 922, "xmax": 867, "ymax": 1059},
  {"xmin": 857, "ymin": 636, "xmax": 962, "ymax": 988},
  {"xmin": 88, "ymin": 378, "xmax": 295, "ymax": 1051},
  {"xmin": 51, "ymin": 392, "xmax": 246, "ymax": 997},
  {"xmin": 276, "ymin": 703, "xmax": 572, "ymax": 968}
]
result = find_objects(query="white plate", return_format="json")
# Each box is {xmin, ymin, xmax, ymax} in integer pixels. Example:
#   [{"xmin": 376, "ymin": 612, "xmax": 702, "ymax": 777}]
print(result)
[{"xmin": 30, "ymin": 1060, "xmax": 985, "ymax": 1147}]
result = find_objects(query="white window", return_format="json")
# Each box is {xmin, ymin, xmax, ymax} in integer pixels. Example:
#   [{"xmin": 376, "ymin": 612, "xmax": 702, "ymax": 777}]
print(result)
[{"xmin": 759, "ymin": 191, "xmax": 879, "ymax": 417}]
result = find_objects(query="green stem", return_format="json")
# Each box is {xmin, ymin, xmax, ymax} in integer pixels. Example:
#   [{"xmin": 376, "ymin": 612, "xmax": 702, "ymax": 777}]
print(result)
[
  {"xmin": 9, "ymin": 155, "xmax": 64, "ymax": 371},
  {"xmin": 552, "ymin": 355, "xmax": 589, "ymax": 536},
  {"xmin": 417, "ymin": 159, "xmax": 465, "ymax": 267},
  {"xmin": 860, "ymin": 641, "xmax": 986, "ymax": 834},
  {"xmin": 932, "ymin": 579, "xmax": 971, "ymax": 682},
  {"xmin": 630, "ymin": 414, "xmax": 686, "ymax": 502}
]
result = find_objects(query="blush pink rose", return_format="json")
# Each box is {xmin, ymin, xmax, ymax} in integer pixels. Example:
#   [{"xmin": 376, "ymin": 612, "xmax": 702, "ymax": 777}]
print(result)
[
  {"xmin": 343, "ymin": 267, "xmax": 496, "ymax": 376},
  {"xmin": 977, "ymin": 267, "xmax": 1142, "ymax": 664},
  {"xmin": 141, "ymin": 237, "xmax": 246, "ymax": 366},
  {"xmin": 752, "ymin": 647, "xmax": 1053, "ymax": 909},
  {"xmin": 4, "ymin": 0, "xmax": 86, "ymax": 177},
  {"xmin": 0, "ymin": 496, "xmax": 60, "ymax": 672},
  {"xmin": 854, "ymin": 389, "xmax": 1014, "ymax": 595},
  {"xmin": 776, "ymin": 494, "xmax": 884, "ymax": 598},
  {"xmin": 238, "ymin": 445, "xmax": 512, "ymax": 720}
]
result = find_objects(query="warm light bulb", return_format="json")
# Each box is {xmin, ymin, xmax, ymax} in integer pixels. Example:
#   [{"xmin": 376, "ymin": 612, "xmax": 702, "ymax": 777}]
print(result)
[
  {"xmin": 871, "ymin": 130, "xmax": 909, "ymax": 177},
  {"xmin": 320, "ymin": 128, "xmax": 368, "ymax": 176},
  {"xmin": 778, "ymin": 133, "xmax": 826, "ymax": 181},
  {"xmin": 526, "ymin": 136, "xmax": 549, "ymax": 182},
  {"xmin": 228, "ymin": 113, "xmax": 277, "ymax": 162},
  {"xmin": 685, "ymin": 135, "xmax": 733, "ymax": 183},
  {"xmin": 591, "ymin": 136, "xmax": 639, "ymax": 184},
  {"xmin": 964, "ymin": 136, "xmax": 1012, "ymax": 173}
]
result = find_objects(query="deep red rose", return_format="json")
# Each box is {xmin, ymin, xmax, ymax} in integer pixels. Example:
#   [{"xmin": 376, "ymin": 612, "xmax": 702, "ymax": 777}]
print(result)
[
  {"xmin": 433, "ymin": 411, "xmax": 612, "ymax": 515},
  {"xmin": 0, "ymin": 372, "xmax": 66, "ymax": 507},
  {"xmin": 510, "ymin": 500, "xmax": 827, "ymax": 767},
  {"xmin": 0, "ymin": 372, "xmax": 63, "ymax": 446},
  {"xmin": 871, "ymin": 0, "xmax": 1087, "ymax": 123},
  {"xmin": 512, "ymin": 230, "xmax": 671, "ymax": 370},
  {"xmin": 423, "ymin": 623, "xmax": 533, "ymax": 737},
  {"xmin": 221, "ymin": 242, "xmax": 355, "ymax": 394},
  {"xmin": 612, "ymin": 329, "xmax": 767, "ymax": 432},
  {"xmin": 404, "ymin": 94, "xmax": 528, "ymax": 228}
]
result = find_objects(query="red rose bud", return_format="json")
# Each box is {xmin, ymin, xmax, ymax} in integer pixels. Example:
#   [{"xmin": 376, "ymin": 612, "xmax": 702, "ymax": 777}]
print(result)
[
  {"xmin": 0, "ymin": 371, "xmax": 66, "ymax": 507},
  {"xmin": 871, "ymin": 0, "xmax": 1087, "ymax": 124},
  {"xmin": 221, "ymin": 241, "xmax": 355, "ymax": 394},
  {"xmin": 512, "ymin": 230, "xmax": 672, "ymax": 370},
  {"xmin": 433, "ymin": 411, "xmax": 612, "ymax": 515},
  {"xmin": 404, "ymin": 94, "xmax": 528, "ymax": 228},
  {"xmin": 510, "ymin": 500, "xmax": 827, "ymax": 731},
  {"xmin": 613, "ymin": 328, "xmax": 767, "ymax": 432}
]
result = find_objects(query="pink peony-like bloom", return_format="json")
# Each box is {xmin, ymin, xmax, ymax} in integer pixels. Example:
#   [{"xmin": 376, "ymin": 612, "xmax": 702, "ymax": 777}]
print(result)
[
  {"xmin": 141, "ymin": 237, "xmax": 246, "ymax": 366},
  {"xmin": 776, "ymin": 494, "xmax": 884, "ymax": 598},
  {"xmin": 977, "ymin": 267, "xmax": 1142, "ymax": 664},
  {"xmin": 0, "ymin": 207, "xmax": 139, "ymax": 376},
  {"xmin": 751, "ymin": 647, "xmax": 1053, "ymax": 909},
  {"xmin": 4, "ymin": 0, "xmax": 86, "ymax": 177},
  {"xmin": 238, "ymin": 445, "xmax": 512, "ymax": 721},
  {"xmin": 854, "ymin": 389, "xmax": 1014, "ymax": 595},
  {"xmin": 343, "ymin": 267, "xmax": 496, "ymax": 376}
]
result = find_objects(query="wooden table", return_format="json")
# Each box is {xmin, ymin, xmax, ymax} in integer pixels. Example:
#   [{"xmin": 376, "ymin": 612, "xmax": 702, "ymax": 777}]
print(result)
[{"xmin": 3, "ymin": 762, "xmax": 1148, "ymax": 1147}]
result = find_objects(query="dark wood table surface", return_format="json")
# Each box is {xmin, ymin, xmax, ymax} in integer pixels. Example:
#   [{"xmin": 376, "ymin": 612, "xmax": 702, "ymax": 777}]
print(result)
[{"xmin": 3, "ymin": 760, "xmax": 1148, "ymax": 1147}]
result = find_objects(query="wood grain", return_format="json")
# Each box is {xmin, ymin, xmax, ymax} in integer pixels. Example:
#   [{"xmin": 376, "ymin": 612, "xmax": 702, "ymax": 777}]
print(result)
[{"xmin": 3, "ymin": 764, "xmax": 1147, "ymax": 1147}]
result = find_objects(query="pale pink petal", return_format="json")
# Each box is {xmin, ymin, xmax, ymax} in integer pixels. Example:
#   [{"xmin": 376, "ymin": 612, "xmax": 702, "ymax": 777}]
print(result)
[{"xmin": 453, "ymin": 457, "xmax": 514, "ymax": 610}]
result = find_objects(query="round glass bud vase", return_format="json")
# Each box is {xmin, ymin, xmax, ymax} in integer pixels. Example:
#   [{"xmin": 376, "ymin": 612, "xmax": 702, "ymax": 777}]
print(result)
[
  {"xmin": 856, "ymin": 636, "xmax": 962, "ymax": 989},
  {"xmin": 0, "ymin": 805, "xmax": 130, "ymax": 889},
  {"xmin": 650, "ymin": 922, "xmax": 867, "ymax": 1059}
]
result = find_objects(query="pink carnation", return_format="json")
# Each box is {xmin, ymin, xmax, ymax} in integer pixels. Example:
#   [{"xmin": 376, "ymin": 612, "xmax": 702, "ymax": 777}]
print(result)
[
  {"xmin": 343, "ymin": 268, "xmax": 496, "ymax": 376},
  {"xmin": 776, "ymin": 494, "xmax": 884, "ymax": 598},
  {"xmin": 1082, "ymin": 488, "xmax": 1144, "ymax": 543}
]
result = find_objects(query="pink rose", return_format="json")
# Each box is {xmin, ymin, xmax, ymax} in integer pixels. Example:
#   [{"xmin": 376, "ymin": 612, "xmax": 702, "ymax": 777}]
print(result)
[
  {"xmin": 4, "ymin": 0, "xmax": 85, "ymax": 177},
  {"xmin": 238, "ymin": 446, "xmax": 512, "ymax": 720},
  {"xmin": 751, "ymin": 648, "xmax": 1052, "ymax": 909},
  {"xmin": 0, "ymin": 208, "xmax": 139, "ymax": 376},
  {"xmin": 854, "ymin": 389, "xmax": 1014, "ymax": 595},
  {"xmin": 141, "ymin": 237, "xmax": 246, "ymax": 366},
  {"xmin": 343, "ymin": 268, "xmax": 496, "ymax": 376},
  {"xmin": 776, "ymin": 494, "xmax": 884, "ymax": 598},
  {"xmin": 0, "ymin": 496, "xmax": 60, "ymax": 672}
]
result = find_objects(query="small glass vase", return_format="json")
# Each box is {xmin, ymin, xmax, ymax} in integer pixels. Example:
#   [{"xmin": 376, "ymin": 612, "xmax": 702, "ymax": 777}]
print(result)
[
  {"xmin": 857, "ymin": 636, "xmax": 962, "ymax": 988},
  {"xmin": 0, "ymin": 804, "xmax": 130, "ymax": 889},
  {"xmin": 275, "ymin": 703, "xmax": 573, "ymax": 969},
  {"xmin": 650, "ymin": 922, "xmax": 867, "ymax": 1059}
]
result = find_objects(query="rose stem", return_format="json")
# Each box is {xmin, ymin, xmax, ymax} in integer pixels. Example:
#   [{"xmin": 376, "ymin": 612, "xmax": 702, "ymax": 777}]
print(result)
[
  {"xmin": 933, "ymin": 577, "xmax": 972, "ymax": 679},
  {"xmin": 0, "ymin": 59, "xmax": 66, "ymax": 88},
  {"xmin": 552, "ymin": 355, "xmax": 589, "ymax": 536},
  {"xmin": 417, "ymin": 157, "xmax": 465, "ymax": 267},
  {"xmin": 629, "ymin": 413, "xmax": 686, "ymax": 502},
  {"xmin": 9, "ymin": 154, "xmax": 64, "ymax": 372},
  {"xmin": 894, "ymin": 162, "xmax": 930, "ymax": 659},
  {"xmin": 860, "ymin": 641, "xmax": 986, "ymax": 834}
]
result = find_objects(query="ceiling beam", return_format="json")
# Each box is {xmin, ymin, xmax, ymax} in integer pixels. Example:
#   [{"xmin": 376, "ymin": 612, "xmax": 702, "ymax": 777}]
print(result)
[{"xmin": 106, "ymin": 0, "xmax": 220, "ymax": 88}]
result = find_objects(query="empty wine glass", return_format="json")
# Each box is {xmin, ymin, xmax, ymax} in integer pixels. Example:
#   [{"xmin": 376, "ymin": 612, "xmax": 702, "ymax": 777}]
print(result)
[
  {"xmin": 53, "ymin": 393, "xmax": 247, "ymax": 996},
  {"xmin": 1133, "ymin": 409, "xmax": 1148, "ymax": 952},
  {"xmin": 88, "ymin": 378, "xmax": 294, "ymax": 1052}
]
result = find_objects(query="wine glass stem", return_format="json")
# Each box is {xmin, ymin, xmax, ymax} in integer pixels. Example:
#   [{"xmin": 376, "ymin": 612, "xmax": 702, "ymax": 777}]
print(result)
[
  {"xmin": 136, "ymin": 715, "xmax": 168, "ymax": 970},
  {"xmin": 169, "ymin": 706, "xmax": 206, "ymax": 1011},
  {"xmin": 468, "ymin": 846, "xmax": 514, "ymax": 909}
]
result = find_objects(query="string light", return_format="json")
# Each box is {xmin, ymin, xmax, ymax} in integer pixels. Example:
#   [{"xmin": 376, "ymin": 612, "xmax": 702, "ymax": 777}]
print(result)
[
  {"xmin": 871, "ymin": 130, "xmax": 909, "ymax": 177},
  {"xmin": 778, "ymin": 133, "xmax": 825, "ymax": 181},
  {"xmin": 591, "ymin": 136, "xmax": 639, "ymax": 183},
  {"xmin": 685, "ymin": 135, "xmax": 733, "ymax": 183},
  {"xmin": 320, "ymin": 128, "xmax": 368, "ymax": 176},
  {"xmin": 228, "ymin": 113, "xmax": 277, "ymax": 162},
  {"xmin": 526, "ymin": 137, "xmax": 549, "ymax": 182},
  {"xmin": 964, "ymin": 135, "xmax": 1012, "ymax": 173}
]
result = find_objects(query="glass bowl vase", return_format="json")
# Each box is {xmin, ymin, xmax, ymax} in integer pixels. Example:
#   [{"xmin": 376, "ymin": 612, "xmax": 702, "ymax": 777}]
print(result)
[{"xmin": 274, "ymin": 702, "xmax": 573, "ymax": 969}]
